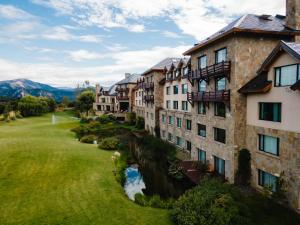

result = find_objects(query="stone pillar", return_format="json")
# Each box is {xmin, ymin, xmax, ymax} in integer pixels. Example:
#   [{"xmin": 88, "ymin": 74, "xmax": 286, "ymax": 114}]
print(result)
[
  {"xmin": 95, "ymin": 84, "xmax": 100, "ymax": 103},
  {"xmin": 286, "ymin": 0, "xmax": 300, "ymax": 42}
]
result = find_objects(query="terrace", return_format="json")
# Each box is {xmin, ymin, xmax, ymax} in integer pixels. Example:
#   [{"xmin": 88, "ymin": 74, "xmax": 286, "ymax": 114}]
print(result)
[{"xmin": 187, "ymin": 90, "xmax": 230, "ymax": 107}]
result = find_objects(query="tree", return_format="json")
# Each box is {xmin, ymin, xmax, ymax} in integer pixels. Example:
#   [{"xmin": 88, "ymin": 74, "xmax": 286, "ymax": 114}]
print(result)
[
  {"xmin": 17, "ymin": 95, "xmax": 53, "ymax": 117},
  {"xmin": 61, "ymin": 96, "xmax": 69, "ymax": 107},
  {"xmin": 75, "ymin": 90, "xmax": 95, "ymax": 116}
]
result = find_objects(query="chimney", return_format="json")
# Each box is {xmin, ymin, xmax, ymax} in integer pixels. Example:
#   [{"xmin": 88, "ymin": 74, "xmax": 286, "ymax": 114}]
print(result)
[
  {"xmin": 125, "ymin": 73, "xmax": 131, "ymax": 78},
  {"xmin": 286, "ymin": 0, "xmax": 300, "ymax": 41},
  {"xmin": 95, "ymin": 84, "xmax": 100, "ymax": 102}
]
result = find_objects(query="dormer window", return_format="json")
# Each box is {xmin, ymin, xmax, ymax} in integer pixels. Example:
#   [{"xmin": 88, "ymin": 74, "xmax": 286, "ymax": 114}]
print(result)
[
  {"xmin": 275, "ymin": 64, "xmax": 300, "ymax": 87},
  {"xmin": 176, "ymin": 70, "xmax": 180, "ymax": 77},
  {"xmin": 183, "ymin": 67, "xmax": 189, "ymax": 76}
]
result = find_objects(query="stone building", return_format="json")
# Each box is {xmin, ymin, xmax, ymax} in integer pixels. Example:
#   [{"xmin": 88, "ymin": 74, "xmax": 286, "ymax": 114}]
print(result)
[
  {"xmin": 239, "ymin": 41, "xmax": 300, "ymax": 212},
  {"xmin": 93, "ymin": 84, "xmax": 117, "ymax": 115},
  {"xmin": 182, "ymin": 11, "xmax": 300, "ymax": 182},
  {"xmin": 159, "ymin": 58, "xmax": 194, "ymax": 151},
  {"xmin": 141, "ymin": 58, "xmax": 180, "ymax": 135},
  {"xmin": 132, "ymin": 77, "xmax": 145, "ymax": 118},
  {"xmin": 115, "ymin": 73, "xmax": 141, "ymax": 113}
]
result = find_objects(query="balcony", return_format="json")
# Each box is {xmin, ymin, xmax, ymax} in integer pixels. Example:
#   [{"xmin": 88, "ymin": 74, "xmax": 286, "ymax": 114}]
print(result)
[
  {"xmin": 188, "ymin": 61, "xmax": 231, "ymax": 84},
  {"xmin": 142, "ymin": 82, "xmax": 154, "ymax": 90},
  {"xmin": 187, "ymin": 90, "xmax": 230, "ymax": 108},
  {"xmin": 116, "ymin": 87, "xmax": 129, "ymax": 92},
  {"xmin": 143, "ymin": 95, "xmax": 154, "ymax": 103},
  {"xmin": 117, "ymin": 95, "xmax": 129, "ymax": 101}
]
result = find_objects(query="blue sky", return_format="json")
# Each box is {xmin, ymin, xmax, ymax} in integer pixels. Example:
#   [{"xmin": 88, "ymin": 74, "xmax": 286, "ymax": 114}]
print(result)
[{"xmin": 0, "ymin": 0, "xmax": 285, "ymax": 87}]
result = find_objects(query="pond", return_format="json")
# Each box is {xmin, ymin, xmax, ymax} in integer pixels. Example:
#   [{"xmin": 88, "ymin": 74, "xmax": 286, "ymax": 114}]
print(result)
[{"xmin": 123, "ymin": 136, "xmax": 194, "ymax": 201}]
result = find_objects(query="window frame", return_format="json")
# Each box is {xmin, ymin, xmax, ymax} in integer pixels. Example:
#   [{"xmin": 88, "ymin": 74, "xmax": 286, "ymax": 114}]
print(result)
[
  {"xmin": 198, "ymin": 149, "xmax": 206, "ymax": 163},
  {"xmin": 259, "ymin": 102, "xmax": 281, "ymax": 122},
  {"xmin": 176, "ymin": 117, "xmax": 182, "ymax": 128},
  {"xmin": 274, "ymin": 63, "xmax": 300, "ymax": 87},
  {"xmin": 258, "ymin": 134, "xmax": 280, "ymax": 156},
  {"xmin": 258, "ymin": 169, "xmax": 278, "ymax": 192},
  {"xmin": 198, "ymin": 55, "xmax": 207, "ymax": 69},
  {"xmin": 173, "ymin": 85, "xmax": 179, "ymax": 94},
  {"xmin": 214, "ymin": 102, "xmax": 226, "ymax": 117},
  {"xmin": 197, "ymin": 123, "xmax": 206, "ymax": 137},
  {"xmin": 214, "ymin": 127, "xmax": 226, "ymax": 144},
  {"xmin": 181, "ymin": 101, "xmax": 188, "ymax": 111},
  {"xmin": 182, "ymin": 84, "xmax": 188, "ymax": 94},
  {"xmin": 215, "ymin": 47, "xmax": 227, "ymax": 64},
  {"xmin": 186, "ymin": 119, "xmax": 192, "ymax": 131},
  {"xmin": 198, "ymin": 102, "xmax": 206, "ymax": 115},
  {"xmin": 173, "ymin": 101, "xmax": 178, "ymax": 110}
]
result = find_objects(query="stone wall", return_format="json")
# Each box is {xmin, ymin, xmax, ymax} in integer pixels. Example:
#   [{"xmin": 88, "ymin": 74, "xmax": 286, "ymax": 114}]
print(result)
[{"xmin": 246, "ymin": 125, "xmax": 300, "ymax": 211}]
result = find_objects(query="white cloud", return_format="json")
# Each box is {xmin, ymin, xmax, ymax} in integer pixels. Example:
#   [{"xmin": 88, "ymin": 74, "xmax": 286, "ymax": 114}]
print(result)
[
  {"xmin": 0, "ymin": 45, "xmax": 189, "ymax": 86},
  {"xmin": 163, "ymin": 31, "xmax": 182, "ymax": 38},
  {"xmin": 69, "ymin": 50, "xmax": 104, "ymax": 62},
  {"xmin": 0, "ymin": 4, "xmax": 35, "ymax": 20},
  {"xmin": 31, "ymin": 0, "xmax": 286, "ymax": 40}
]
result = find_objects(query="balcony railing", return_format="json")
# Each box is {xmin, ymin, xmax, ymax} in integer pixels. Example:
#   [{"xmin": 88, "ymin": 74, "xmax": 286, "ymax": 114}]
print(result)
[
  {"xmin": 187, "ymin": 90, "xmax": 230, "ymax": 107},
  {"xmin": 143, "ymin": 95, "xmax": 154, "ymax": 103},
  {"xmin": 116, "ymin": 87, "xmax": 129, "ymax": 92},
  {"xmin": 188, "ymin": 61, "xmax": 231, "ymax": 84},
  {"xmin": 143, "ymin": 82, "xmax": 154, "ymax": 90},
  {"xmin": 117, "ymin": 95, "xmax": 129, "ymax": 101}
]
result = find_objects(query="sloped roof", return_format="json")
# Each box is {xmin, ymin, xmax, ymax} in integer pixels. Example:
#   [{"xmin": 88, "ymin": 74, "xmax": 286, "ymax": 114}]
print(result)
[
  {"xmin": 100, "ymin": 84, "xmax": 117, "ymax": 96},
  {"xmin": 142, "ymin": 58, "xmax": 181, "ymax": 75},
  {"xmin": 184, "ymin": 14, "xmax": 299, "ymax": 55},
  {"xmin": 117, "ymin": 74, "xmax": 141, "ymax": 85},
  {"xmin": 238, "ymin": 72, "xmax": 272, "ymax": 94}
]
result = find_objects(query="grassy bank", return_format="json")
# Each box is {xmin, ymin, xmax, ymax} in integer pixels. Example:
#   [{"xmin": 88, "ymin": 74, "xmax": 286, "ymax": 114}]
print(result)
[{"xmin": 0, "ymin": 112, "xmax": 170, "ymax": 225}]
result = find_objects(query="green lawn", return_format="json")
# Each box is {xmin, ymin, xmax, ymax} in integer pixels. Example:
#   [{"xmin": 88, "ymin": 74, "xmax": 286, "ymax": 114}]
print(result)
[{"xmin": 0, "ymin": 112, "xmax": 170, "ymax": 225}]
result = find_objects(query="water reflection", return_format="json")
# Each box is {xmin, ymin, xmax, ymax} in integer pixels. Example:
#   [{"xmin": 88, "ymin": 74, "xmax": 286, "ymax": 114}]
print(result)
[{"xmin": 124, "ymin": 165, "xmax": 146, "ymax": 200}]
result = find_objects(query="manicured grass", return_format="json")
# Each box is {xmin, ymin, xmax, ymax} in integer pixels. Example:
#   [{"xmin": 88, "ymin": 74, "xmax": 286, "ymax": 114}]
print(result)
[{"xmin": 0, "ymin": 112, "xmax": 170, "ymax": 225}]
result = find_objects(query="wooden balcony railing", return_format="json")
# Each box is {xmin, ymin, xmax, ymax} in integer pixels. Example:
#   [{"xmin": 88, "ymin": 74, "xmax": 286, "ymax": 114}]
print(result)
[
  {"xmin": 142, "ymin": 82, "xmax": 154, "ymax": 90},
  {"xmin": 187, "ymin": 90, "xmax": 230, "ymax": 107},
  {"xmin": 143, "ymin": 95, "xmax": 154, "ymax": 103},
  {"xmin": 188, "ymin": 61, "xmax": 231, "ymax": 84},
  {"xmin": 117, "ymin": 95, "xmax": 129, "ymax": 101},
  {"xmin": 116, "ymin": 87, "xmax": 129, "ymax": 92}
]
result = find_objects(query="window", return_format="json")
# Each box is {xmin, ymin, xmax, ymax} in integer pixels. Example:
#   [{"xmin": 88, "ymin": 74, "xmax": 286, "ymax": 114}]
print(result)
[
  {"xmin": 214, "ymin": 127, "xmax": 226, "ymax": 143},
  {"xmin": 150, "ymin": 113, "xmax": 154, "ymax": 120},
  {"xmin": 162, "ymin": 130, "xmax": 166, "ymax": 138},
  {"xmin": 259, "ymin": 134, "xmax": 279, "ymax": 156},
  {"xmin": 186, "ymin": 141, "xmax": 192, "ymax": 151},
  {"xmin": 168, "ymin": 116, "xmax": 174, "ymax": 125},
  {"xmin": 176, "ymin": 136, "xmax": 184, "ymax": 147},
  {"xmin": 197, "ymin": 124, "xmax": 206, "ymax": 137},
  {"xmin": 198, "ymin": 55, "xmax": 207, "ymax": 69},
  {"xmin": 168, "ymin": 132, "xmax": 173, "ymax": 142},
  {"xmin": 182, "ymin": 84, "xmax": 188, "ymax": 94},
  {"xmin": 173, "ymin": 101, "xmax": 178, "ymax": 110},
  {"xmin": 146, "ymin": 112, "xmax": 149, "ymax": 118},
  {"xmin": 198, "ymin": 102, "xmax": 206, "ymax": 115},
  {"xmin": 173, "ymin": 85, "xmax": 179, "ymax": 94},
  {"xmin": 259, "ymin": 103, "xmax": 281, "ymax": 122},
  {"xmin": 214, "ymin": 156, "xmax": 225, "ymax": 176},
  {"xmin": 198, "ymin": 149, "xmax": 206, "ymax": 162},
  {"xmin": 162, "ymin": 114, "xmax": 166, "ymax": 123},
  {"xmin": 166, "ymin": 100, "xmax": 170, "ymax": 109},
  {"xmin": 216, "ymin": 77, "xmax": 226, "ymax": 90},
  {"xmin": 258, "ymin": 169, "xmax": 278, "ymax": 192},
  {"xmin": 182, "ymin": 101, "xmax": 188, "ymax": 111},
  {"xmin": 186, "ymin": 119, "xmax": 192, "ymax": 131},
  {"xmin": 214, "ymin": 102, "xmax": 226, "ymax": 117},
  {"xmin": 166, "ymin": 86, "xmax": 171, "ymax": 95},
  {"xmin": 215, "ymin": 48, "xmax": 227, "ymax": 63},
  {"xmin": 198, "ymin": 80, "xmax": 206, "ymax": 92},
  {"xmin": 176, "ymin": 117, "xmax": 182, "ymax": 128},
  {"xmin": 275, "ymin": 64, "xmax": 300, "ymax": 87},
  {"xmin": 183, "ymin": 67, "xmax": 189, "ymax": 76}
]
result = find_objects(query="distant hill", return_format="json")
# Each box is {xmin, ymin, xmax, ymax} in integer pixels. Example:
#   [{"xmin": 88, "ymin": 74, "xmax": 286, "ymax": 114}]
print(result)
[{"xmin": 0, "ymin": 79, "xmax": 75, "ymax": 102}]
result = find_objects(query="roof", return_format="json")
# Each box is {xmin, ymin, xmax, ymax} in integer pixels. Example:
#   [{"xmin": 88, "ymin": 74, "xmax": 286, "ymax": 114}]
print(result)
[
  {"xmin": 184, "ymin": 14, "xmax": 300, "ymax": 55},
  {"xmin": 117, "ymin": 74, "xmax": 141, "ymax": 85},
  {"xmin": 100, "ymin": 84, "xmax": 117, "ymax": 96},
  {"xmin": 239, "ymin": 41, "xmax": 300, "ymax": 94},
  {"xmin": 142, "ymin": 58, "xmax": 181, "ymax": 75},
  {"xmin": 238, "ymin": 72, "xmax": 272, "ymax": 94},
  {"xmin": 291, "ymin": 80, "xmax": 300, "ymax": 91}
]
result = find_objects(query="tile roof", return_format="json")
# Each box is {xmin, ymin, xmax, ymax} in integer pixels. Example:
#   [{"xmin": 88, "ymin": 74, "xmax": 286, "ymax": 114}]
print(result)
[
  {"xmin": 116, "ymin": 73, "xmax": 141, "ymax": 84},
  {"xmin": 142, "ymin": 58, "xmax": 181, "ymax": 75},
  {"xmin": 238, "ymin": 72, "xmax": 272, "ymax": 94},
  {"xmin": 184, "ymin": 14, "xmax": 299, "ymax": 55},
  {"xmin": 284, "ymin": 42, "xmax": 300, "ymax": 59},
  {"xmin": 100, "ymin": 84, "xmax": 117, "ymax": 96}
]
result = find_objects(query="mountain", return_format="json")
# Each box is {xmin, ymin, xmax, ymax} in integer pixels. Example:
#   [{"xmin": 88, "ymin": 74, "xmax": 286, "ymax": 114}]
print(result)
[{"xmin": 0, "ymin": 79, "xmax": 75, "ymax": 102}]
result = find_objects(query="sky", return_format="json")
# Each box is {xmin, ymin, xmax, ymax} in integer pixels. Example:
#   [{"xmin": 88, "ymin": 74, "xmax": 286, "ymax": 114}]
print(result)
[{"xmin": 0, "ymin": 0, "xmax": 286, "ymax": 88}]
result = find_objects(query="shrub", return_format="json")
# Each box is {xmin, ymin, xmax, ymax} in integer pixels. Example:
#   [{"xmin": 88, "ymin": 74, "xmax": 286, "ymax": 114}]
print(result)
[
  {"xmin": 135, "ymin": 116, "xmax": 144, "ymax": 129},
  {"xmin": 171, "ymin": 177, "xmax": 251, "ymax": 225},
  {"xmin": 98, "ymin": 137, "xmax": 119, "ymax": 150},
  {"xmin": 134, "ymin": 193, "xmax": 175, "ymax": 209},
  {"xmin": 17, "ymin": 95, "xmax": 54, "ymax": 117},
  {"xmin": 114, "ymin": 152, "xmax": 128, "ymax": 185},
  {"xmin": 80, "ymin": 135, "xmax": 96, "ymax": 144},
  {"xmin": 236, "ymin": 149, "xmax": 251, "ymax": 185},
  {"xmin": 96, "ymin": 114, "xmax": 116, "ymax": 124},
  {"xmin": 126, "ymin": 112, "xmax": 136, "ymax": 125}
]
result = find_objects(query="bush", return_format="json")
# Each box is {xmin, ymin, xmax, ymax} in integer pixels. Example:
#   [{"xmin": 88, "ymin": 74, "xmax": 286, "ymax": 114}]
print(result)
[
  {"xmin": 80, "ymin": 135, "xmax": 96, "ymax": 144},
  {"xmin": 96, "ymin": 114, "xmax": 116, "ymax": 124},
  {"xmin": 135, "ymin": 116, "xmax": 144, "ymax": 129},
  {"xmin": 98, "ymin": 137, "xmax": 119, "ymax": 150},
  {"xmin": 171, "ymin": 177, "xmax": 251, "ymax": 225},
  {"xmin": 134, "ymin": 193, "xmax": 175, "ymax": 209},
  {"xmin": 126, "ymin": 112, "xmax": 136, "ymax": 125}
]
